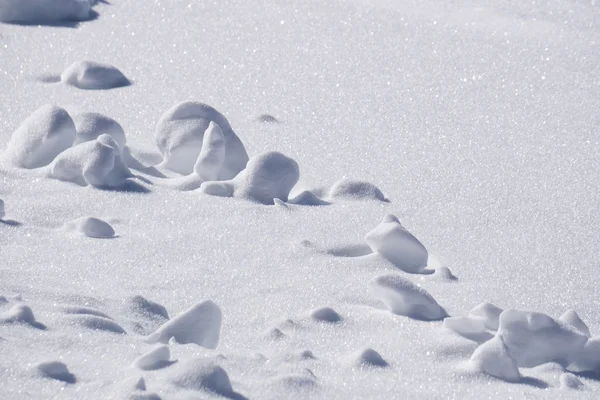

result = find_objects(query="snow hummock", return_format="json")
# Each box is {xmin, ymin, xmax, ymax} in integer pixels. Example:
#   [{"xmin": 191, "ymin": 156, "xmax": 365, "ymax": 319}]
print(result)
[
  {"xmin": 67, "ymin": 314, "xmax": 126, "ymax": 334},
  {"xmin": 125, "ymin": 295, "xmax": 169, "ymax": 320},
  {"xmin": 560, "ymin": 373, "xmax": 585, "ymax": 390},
  {"xmin": 145, "ymin": 300, "xmax": 221, "ymax": 348},
  {"xmin": 310, "ymin": 306, "xmax": 342, "ymax": 323},
  {"xmin": 365, "ymin": 215, "xmax": 429, "ymax": 273},
  {"xmin": 132, "ymin": 345, "xmax": 172, "ymax": 370},
  {"xmin": 33, "ymin": 361, "xmax": 76, "ymax": 383},
  {"xmin": 369, "ymin": 274, "xmax": 447, "ymax": 321},
  {"xmin": 194, "ymin": 121, "xmax": 226, "ymax": 182},
  {"xmin": 200, "ymin": 151, "xmax": 300, "ymax": 205},
  {"xmin": 469, "ymin": 303, "xmax": 503, "ymax": 331},
  {"xmin": 354, "ymin": 348, "xmax": 389, "ymax": 368},
  {"xmin": 166, "ymin": 358, "xmax": 236, "ymax": 397},
  {"xmin": 156, "ymin": 101, "xmax": 248, "ymax": 178},
  {"xmin": 72, "ymin": 112, "xmax": 127, "ymax": 150},
  {"xmin": 61, "ymin": 61, "xmax": 131, "ymax": 90},
  {"xmin": 0, "ymin": 0, "xmax": 92, "ymax": 24},
  {"xmin": 569, "ymin": 336, "xmax": 600, "ymax": 373},
  {"xmin": 443, "ymin": 316, "xmax": 494, "ymax": 343},
  {"xmin": 62, "ymin": 216, "xmax": 116, "ymax": 238},
  {"xmin": 48, "ymin": 134, "xmax": 133, "ymax": 188},
  {"xmin": 559, "ymin": 309, "xmax": 591, "ymax": 338},
  {"xmin": 2, "ymin": 105, "xmax": 76, "ymax": 169},
  {"xmin": 1, "ymin": 304, "xmax": 45, "ymax": 329},
  {"xmin": 328, "ymin": 178, "xmax": 387, "ymax": 202},
  {"xmin": 470, "ymin": 336, "xmax": 521, "ymax": 383}
]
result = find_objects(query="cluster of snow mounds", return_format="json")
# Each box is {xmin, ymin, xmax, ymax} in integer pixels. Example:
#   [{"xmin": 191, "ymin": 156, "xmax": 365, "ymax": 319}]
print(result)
[
  {"xmin": 156, "ymin": 101, "xmax": 249, "ymax": 178},
  {"xmin": 444, "ymin": 304, "xmax": 600, "ymax": 381},
  {"xmin": 2, "ymin": 105, "xmax": 76, "ymax": 169},
  {"xmin": 62, "ymin": 216, "xmax": 116, "ymax": 238},
  {"xmin": 369, "ymin": 274, "xmax": 447, "ymax": 321},
  {"xmin": 146, "ymin": 300, "xmax": 222, "ymax": 348},
  {"xmin": 200, "ymin": 151, "xmax": 300, "ymax": 204},
  {"xmin": 61, "ymin": 61, "xmax": 131, "ymax": 90},
  {"xmin": 0, "ymin": 0, "xmax": 92, "ymax": 24},
  {"xmin": 365, "ymin": 214, "xmax": 429, "ymax": 273}
]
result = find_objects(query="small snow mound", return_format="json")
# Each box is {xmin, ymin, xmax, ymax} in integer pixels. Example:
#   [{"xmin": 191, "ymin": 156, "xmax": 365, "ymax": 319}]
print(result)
[
  {"xmin": 0, "ymin": 199, "xmax": 4, "ymax": 219},
  {"xmin": 72, "ymin": 112, "xmax": 126, "ymax": 150},
  {"xmin": 200, "ymin": 151, "xmax": 300, "ymax": 205},
  {"xmin": 134, "ymin": 377, "xmax": 147, "ymax": 391},
  {"xmin": 256, "ymin": 114, "xmax": 280, "ymax": 123},
  {"xmin": 62, "ymin": 306, "xmax": 112, "ymax": 319},
  {"xmin": 3, "ymin": 105, "xmax": 76, "ymax": 169},
  {"xmin": 498, "ymin": 309, "xmax": 587, "ymax": 368},
  {"xmin": 126, "ymin": 295, "xmax": 169, "ymax": 320},
  {"xmin": 265, "ymin": 327, "xmax": 287, "ymax": 341},
  {"xmin": 469, "ymin": 303, "xmax": 503, "ymax": 331},
  {"xmin": 470, "ymin": 335, "xmax": 521, "ymax": 382},
  {"xmin": 61, "ymin": 61, "xmax": 131, "ymax": 90},
  {"xmin": 1, "ymin": 304, "xmax": 45, "ymax": 328},
  {"xmin": 194, "ymin": 121, "xmax": 226, "ymax": 182},
  {"xmin": 365, "ymin": 215, "xmax": 428, "ymax": 273},
  {"xmin": 156, "ymin": 101, "xmax": 248, "ymax": 177},
  {"xmin": 63, "ymin": 217, "xmax": 115, "ymax": 238},
  {"xmin": 0, "ymin": 0, "xmax": 91, "ymax": 24},
  {"xmin": 48, "ymin": 134, "xmax": 132, "ymax": 188},
  {"xmin": 68, "ymin": 315, "xmax": 126, "ymax": 334},
  {"xmin": 559, "ymin": 310, "xmax": 591, "ymax": 338},
  {"xmin": 34, "ymin": 361, "xmax": 75, "ymax": 383},
  {"xmin": 354, "ymin": 348, "xmax": 389, "ymax": 368},
  {"xmin": 444, "ymin": 316, "xmax": 494, "ymax": 343},
  {"xmin": 569, "ymin": 336, "xmax": 600, "ymax": 373},
  {"xmin": 167, "ymin": 358, "xmax": 233, "ymax": 396},
  {"xmin": 288, "ymin": 190, "xmax": 330, "ymax": 206},
  {"xmin": 369, "ymin": 274, "xmax": 447, "ymax": 321},
  {"xmin": 145, "ymin": 300, "xmax": 221, "ymax": 348},
  {"xmin": 430, "ymin": 267, "xmax": 458, "ymax": 282},
  {"xmin": 299, "ymin": 350, "xmax": 316, "ymax": 359},
  {"xmin": 328, "ymin": 178, "xmax": 387, "ymax": 202},
  {"xmin": 560, "ymin": 372, "xmax": 585, "ymax": 390},
  {"xmin": 133, "ymin": 345, "xmax": 171, "ymax": 370},
  {"xmin": 310, "ymin": 306, "xmax": 341, "ymax": 323}
]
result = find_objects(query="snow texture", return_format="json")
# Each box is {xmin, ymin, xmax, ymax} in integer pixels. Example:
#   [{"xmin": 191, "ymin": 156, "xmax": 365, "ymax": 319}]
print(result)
[
  {"xmin": 1, "ymin": 304, "xmax": 45, "ymax": 329},
  {"xmin": 2, "ymin": 105, "xmax": 76, "ymax": 169},
  {"xmin": 560, "ymin": 373, "xmax": 585, "ymax": 390},
  {"xmin": 559, "ymin": 309, "xmax": 591, "ymax": 338},
  {"xmin": 72, "ymin": 112, "xmax": 127, "ymax": 150},
  {"xmin": 145, "ymin": 300, "xmax": 221, "ymax": 348},
  {"xmin": 328, "ymin": 179, "xmax": 387, "ymax": 202},
  {"xmin": 61, "ymin": 61, "xmax": 131, "ymax": 90},
  {"xmin": 369, "ymin": 274, "xmax": 447, "ymax": 321},
  {"xmin": 443, "ymin": 316, "xmax": 494, "ymax": 343},
  {"xmin": 62, "ymin": 216, "xmax": 116, "ymax": 238},
  {"xmin": 0, "ymin": 0, "xmax": 91, "ymax": 24},
  {"xmin": 156, "ymin": 101, "xmax": 248, "ymax": 178},
  {"xmin": 166, "ymin": 358, "xmax": 234, "ymax": 396},
  {"xmin": 470, "ymin": 335, "xmax": 521, "ymax": 383},
  {"xmin": 469, "ymin": 303, "xmax": 503, "ymax": 331},
  {"xmin": 365, "ymin": 214, "xmax": 429, "ymax": 273},
  {"xmin": 132, "ymin": 345, "xmax": 171, "ymax": 370},
  {"xmin": 33, "ymin": 361, "xmax": 76, "ymax": 383}
]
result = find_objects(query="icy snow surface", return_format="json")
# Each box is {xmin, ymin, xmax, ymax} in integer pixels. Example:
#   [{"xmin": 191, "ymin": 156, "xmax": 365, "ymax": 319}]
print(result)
[{"xmin": 0, "ymin": 0, "xmax": 599, "ymax": 398}]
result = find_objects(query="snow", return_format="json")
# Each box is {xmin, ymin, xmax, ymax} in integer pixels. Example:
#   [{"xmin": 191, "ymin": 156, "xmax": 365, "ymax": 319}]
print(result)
[
  {"xmin": 1, "ymin": 0, "xmax": 599, "ymax": 398},
  {"xmin": 61, "ymin": 61, "xmax": 130, "ymax": 90},
  {"xmin": 72, "ymin": 112, "xmax": 127, "ymax": 150},
  {"xmin": 132, "ymin": 345, "xmax": 171, "ymax": 371},
  {"xmin": 328, "ymin": 179, "xmax": 388, "ymax": 202},
  {"xmin": 165, "ymin": 358, "xmax": 235, "ymax": 397},
  {"xmin": 560, "ymin": 309, "xmax": 592, "ymax": 338},
  {"xmin": 33, "ymin": 361, "xmax": 76, "ymax": 383},
  {"xmin": 353, "ymin": 348, "xmax": 389, "ymax": 368},
  {"xmin": 61, "ymin": 216, "xmax": 116, "ymax": 238},
  {"xmin": 0, "ymin": 0, "xmax": 92, "ymax": 24},
  {"xmin": 470, "ymin": 335, "xmax": 521, "ymax": 383},
  {"xmin": 310, "ymin": 306, "xmax": 342, "ymax": 323},
  {"xmin": 0, "ymin": 198, "xmax": 4, "ymax": 219}
]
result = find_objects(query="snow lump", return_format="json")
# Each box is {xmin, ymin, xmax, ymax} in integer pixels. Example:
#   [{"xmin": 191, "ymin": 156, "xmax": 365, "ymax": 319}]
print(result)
[
  {"xmin": 61, "ymin": 61, "xmax": 131, "ymax": 90},
  {"xmin": 0, "ymin": 0, "xmax": 92, "ymax": 24}
]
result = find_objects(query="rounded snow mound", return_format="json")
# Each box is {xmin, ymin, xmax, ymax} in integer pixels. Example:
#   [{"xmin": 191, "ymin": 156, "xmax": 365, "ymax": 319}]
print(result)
[
  {"xmin": 72, "ymin": 112, "xmax": 126, "ymax": 150},
  {"xmin": 48, "ymin": 134, "xmax": 132, "ymax": 187},
  {"xmin": 166, "ymin": 358, "xmax": 234, "ymax": 397},
  {"xmin": 354, "ymin": 348, "xmax": 389, "ymax": 368},
  {"xmin": 156, "ymin": 101, "xmax": 248, "ymax": 178},
  {"xmin": 61, "ymin": 61, "xmax": 131, "ymax": 90},
  {"xmin": 200, "ymin": 151, "xmax": 299, "ymax": 205},
  {"xmin": 62, "ymin": 216, "xmax": 116, "ymax": 238},
  {"xmin": 133, "ymin": 345, "xmax": 171, "ymax": 370},
  {"xmin": 33, "ymin": 361, "xmax": 76, "ymax": 383},
  {"xmin": 3, "ymin": 105, "xmax": 76, "ymax": 169},
  {"xmin": 329, "ymin": 178, "xmax": 388, "ymax": 202},
  {"xmin": 310, "ymin": 306, "xmax": 341, "ymax": 323},
  {"xmin": 470, "ymin": 335, "xmax": 521, "ymax": 382},
  {"xmin": 369, "ymin": 274, "xmax": 447, "ymax": 321},
  {"xmin": 0, "ymin": 0, "xmax": 91, "ymax": 24},
  {"xmin": 1, "ymin": 304, "xmax": 45, "ymax": 329}
]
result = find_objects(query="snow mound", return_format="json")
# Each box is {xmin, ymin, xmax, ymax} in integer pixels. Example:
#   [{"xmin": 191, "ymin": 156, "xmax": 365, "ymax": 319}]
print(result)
[
  {"xmin": 328, "ymin": 178, "xmax": 387, "ymax": 202},
  {"xmin": 299, "ymin": 350, "xmax": 316, "ymax": 360},
  {"xmin": 1, "ymin": 304, "xmax": 45, "ymax": 329},
  {"xmin": 498, "ymin": 309, "xmax": 587, "ymax": 368},
  {"xmin": 3, "ymin": 105, "xmax": 76, "ymax": 169},
  {"xmin": 67, "ymin": 315, "xmax": 126, "ymax": 334},
  {"xmin": 443, "ymin": 316, "xmax": 494, "ymax": 343},
  {"xmin": 133, "ymin": 345, "xmax": 171, "ymax": 370},
  {"xmin": 470, "ymin": 336, "xmax": 521, "ymax": 382},
  {"xmin": 48, "ymin": 134, "xmax": 132, "ymax": 188},
  {"xmin": 365, "ymin": 215, "xmax": 428, "ymax": 273},
  {"xmin": 166, "ymin": 358, "xmax": 234, "ymax": 397},
  {"xmin": 62, "ymin": 305, "xmax": 112, "ymax": 319},
  {"xmin": 62, "ymin": 217, "xmax": 116, "ymax": 238},
  {"xmin": 61, "ymin": 61, "xmax": 131, "ymax": 90},
  {"xmin": 33, "ymin": 361, "xmax": 75, "ymax": 383},
  {"xmin": 72, "ymin": 112, "xmax": 126, "ymax": 150},
  {"xmin": 265, "ymin": 327, "xmax": 287, "ymax": 341},
  {"xmin": 560, "ymin": 373, "xmax": 585, "ymax": 390},
  {"xmin": 429, "ymin": 267, "xmax": 458, "ymax": 282},
  {"xmin": 0, "ymin": 199, "xmax": 4, "ymax": 219},
  {"xmin": 255, "ymin": 114, "xmax": 280, "ymax": 123},
  {"xmin": 288, "ymin": 190, "xmax": 330, "ymax": 206},
  {"xmin": 469, "ymin": 303, "xmax": 503, "ymax": 331},
  {"xmin": 156, "ymin": 101, "xmax": 248, "ymax": 177},
  {"xmin": 0, "ymin": 0, "xmax": 91, "ymax": 24},
  {"xmin": 369, "ymin": 274, "xmax": 447, "ymax": 321},
  {"xmin": 200, "ymin": 151, "xmax": 300, "ymax": 205},
  {"xmin": 145, "ymin": 300, "xmax": 221, "ymax": 348},
  {"xmin": 125, "ymin": 295, "xmax": 169, "ymax": 320},
  {"xmin": 134, "ymin": 377, "xmax": 146, "ymax": 391},
  {"xmin": 559, "ymin": 309, "xmax": 591, "ymax": 338},
  {"xmin": 194, "ymin": 121, "xmax": 226, "ymax": 182},
  {"xmin": 310, "ymin": 306, "xmax": 341, "ymax": 323},
  {"xmin": 353, "ymin": 348, "xmax": 389, "ymax": 368},
  {"xmin": 569, "ymin": 336, "xmax": 600, "ymax": 373}
]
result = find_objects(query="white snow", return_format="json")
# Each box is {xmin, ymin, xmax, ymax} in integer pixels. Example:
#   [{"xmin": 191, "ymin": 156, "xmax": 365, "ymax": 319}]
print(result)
[
  {"xmin": 165, "ymin": 358, "xmax": 234, "ymax": 396},
  {"xmin": 61, "ymin": 61, "xmax": 131, "ymax": 90},
  {"xmin": 569, "ymin": 337, "xmax": 600, "ymax": 373},
  {"xmin": 310, "ymin": 306, "xmax": 342, "ymax": 323},
  {"xmin": 444, "ymin": 316, "xmax": 494, "ymax": 343},
  {"xmin": 560, "ymin": 309, "xmax": 591, "ymax": 338},
  {"xmin": 470, "ymin": 336, "xmax": 521, "ymax": 383},
  {"xmin": 193, "ymin": 121, "xmax": 226, "ymax": 182},
  {"xmin": 33, "ymin": 361, "xmax": 75, "ymax": 383},
  {"xmin": 145, "ymin": 300, "xmax": 221, "ymax": 348},
  {"xmin": 2, "ymin": 105, "xmax": 76, "ymax": 169},
  {"xmin": 369, "ymin": 274, "xmax": 447, "ymax": 321},
  {"xmin": 328, "ymin": 178, "xmax": 387, "ymax": 202},
  {"xmin": 353, "ymin": 348, "xmax": 389, "ymax": 368},
  {"xmin": 72, "ymin": 112, "xmax": 127, "ymax": 150},
  {"xmin": 1, "ymin": 304, "xmax": 44, "ymax": 329},
  {"xmin": 132, "ymin": 345, "xmax": 171, "ymax": 370},
  {"xmin": 62, "ymin": 216, "xmax": 116, "ymax": 238},
  {"xmin": 469, "ymin": 303, "xmax": 503, "ymax": 331},
  {"xmin": 0, "ymin": 0, "xmax": 92, "ymax": 24},
  {"xmin": 560, "ymin": 373, "xmax": 585, "ymax": 390},
  {"xmin": 0, "ymin": 198, "xmax": 4, "ymax": 219}
]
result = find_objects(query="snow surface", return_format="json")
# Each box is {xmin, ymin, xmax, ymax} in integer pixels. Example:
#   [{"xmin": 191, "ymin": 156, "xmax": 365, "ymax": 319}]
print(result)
[{"xmin": 1, "ymin": 0, "xmax": 599, "ymax": 398}]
